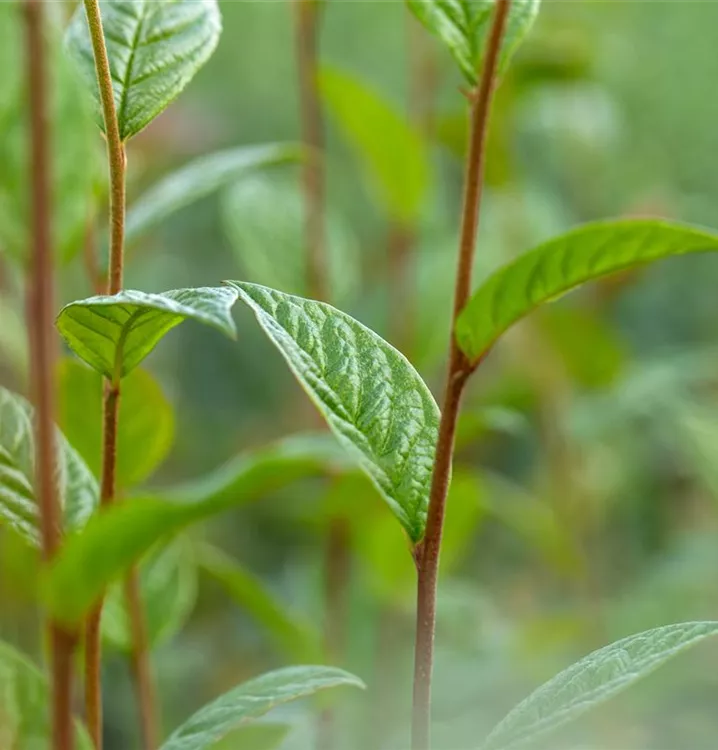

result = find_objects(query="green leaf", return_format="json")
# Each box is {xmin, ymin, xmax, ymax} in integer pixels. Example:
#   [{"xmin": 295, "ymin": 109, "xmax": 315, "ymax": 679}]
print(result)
[
  {"xmin": 126, "ymin": 144, "xmax": 300, "ymax": 244},
  {"xmin": 0, "ymin": 640, "xmax": 93, "ymax": 748},
  {"xmin": 43, "ymin": 433, "xmax": 349, "ymax": 624},
  {"xmin": 480, "ymin": 621, "xmax": 718, "ymax": 750},
  {"xmin": 103, "ymin": 537, "xmax": 197, "ymax": 651},
  {"xmin": 318, "ymin": 66, "xmax": 430, "ymax": 223},
  {"xmin": 0, "ymin": 386, "xmax": 98, "ymax": 547},
  {"xmin": 66, "ymin": 0, "xmax": 221, "ymax": 141},
  {"xmin": 0, "ymin": 2, "xmax": 101, "ymax": 265},
  {"xmin": 406, "ymin": 0, "xmax": 540, "ymax": 85},
  {"xmin": 198, "ymin": 545, "xmax": 320, "ymax": 662},
  {"xmin": 209, "ymin": 724, "xmax": 290, "ymax": 750},
  {"xmin": 457, "ymin": 220, "xmax": 718, "ymax": 364},
  {"xmin": 228, "ymin": 282, "xmax": 440, "ymax": 543},
  {"xmin": 56, "ymin": 286, "xmax": 238, "ymax": 380},
  {"xmin": 159, "ymin": 666, "xmax": 364, "ymax": 750},
  {"xmin": 222, "ymin": 172, "xmax": 360, "ymax": 304},
  {"xmin": 57, "ymin": 359, "xmax": 174, "ymax": 487}
]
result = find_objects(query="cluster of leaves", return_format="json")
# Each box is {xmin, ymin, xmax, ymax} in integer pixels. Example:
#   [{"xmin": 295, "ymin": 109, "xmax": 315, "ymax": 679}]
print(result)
[{"xmin": 4, "ymin": 0, "xmax": 718, "ymax": 748}]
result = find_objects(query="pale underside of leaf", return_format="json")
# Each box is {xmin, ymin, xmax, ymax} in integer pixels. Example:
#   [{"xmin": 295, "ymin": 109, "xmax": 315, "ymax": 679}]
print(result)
[
  {"xmin": 228, "ymin": 282, "xmax": 440, "ymax": 543},
  {"xmin": 159, "ymin": 666, "xmax": 365, "ymax": 750},
  {"xmin": 66, "ymin": 0, "xmax": 221, "ymax": 140},
  {"xmin": 481, "ymin": 621, "xmax": 718, "ymax": 750},
  {"xmin": 56, "ymin": 286, "xmax": 238, "ymax": 380},
  {"xmin": 0, "ymin": 387, "xmax": 98, "ymax": 547},
  {"xmin": 457, "ymin": 220, "xmax": 718, "ymax": 363}
]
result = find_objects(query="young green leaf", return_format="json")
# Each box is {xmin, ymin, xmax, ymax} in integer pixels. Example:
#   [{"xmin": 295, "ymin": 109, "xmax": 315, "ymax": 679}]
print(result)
[
  {"xmin": 222, "ymin": 172, "xmax": 361, "ymax": 304},
  {"xmin": 198, "ymin": 545, "xmax": 320, "ymax": 662},
  {"xmin": 43, "ymin": 433, "xmax": 350, "ymax": 624},
  {"xmin": 481, "ymin": 621, "xmax": 718, "ymax": 750},
  {"xmin": 0, "ymin": 640, "xmax": 93, "ymax": 748},
  {"xmin": 406, "ymin": 0, "xmax": 540, "ymax": 85},
  {"xmin": 0, "ymin": 387, "xmax": 98, "ymax": 547},
  {"xmin": 159, "ymin": 666, "xmax": 364, "ymax": 750},
  {"xmin": 126, "ymin": 144, "xmax": 301, "ymax": 244},
  {"xmin": 457, "ymin": 220, "xmax": 718, "ymax": 364},
  {"xmin": 56, "ymin": 286, "xmax": 238, "ymax": 380},
  {"xmin": 228, "ymin": 282, "xmax": 440, "ymax": 543},
  {"xmin": 57, "ymin": 359, "xmax": 174, "ymax": 487},
  {"xmin": 103, "ymin": 537, "xmax": 197, "ymax": 651},
  {"xmin": 318, "ymin": 66, "xmax": 430, "ymax": 223},
  {"xmin": 66, "ymin": 0, "xmax": 221, "ymax": 141}
]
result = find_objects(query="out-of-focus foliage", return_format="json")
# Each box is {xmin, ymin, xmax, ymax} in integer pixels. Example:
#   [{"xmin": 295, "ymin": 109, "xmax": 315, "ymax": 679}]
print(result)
[{"xmin": 5, "ymin": 1, "xmax": 718, "ymax": 748}]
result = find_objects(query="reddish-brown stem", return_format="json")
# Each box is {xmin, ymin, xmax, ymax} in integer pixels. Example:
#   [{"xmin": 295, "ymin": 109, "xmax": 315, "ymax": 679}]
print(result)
[
  {"xmin": 411, "ymin": 3, "xmax": 512, "ymax": 749},
  {"xmin": 295, "ymin": 0, "xmax": 327, "ymax": 302},
  {"xmin": 24, "ymin": 0, "xmax": 77, "ymax": 747},
  {"xmin": 81, "ymin": 1, "xmax": 156, "ymax": 744},
  {"xmin": 125, "ymin": 570, "xmax": 160, "ymax": 750},
  {"xmin": 84, "ymin": 604, "xmax": 103, "ymax": 748}
]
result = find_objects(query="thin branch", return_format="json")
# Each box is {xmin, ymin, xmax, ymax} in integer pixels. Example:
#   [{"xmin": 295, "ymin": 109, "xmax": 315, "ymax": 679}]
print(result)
[
  {"xmin": 23, "ymin": 0, "xmax": 76, "ymax": 747},
  {"xmin": 295, "ymin": 0, "xmax": 327, "ymax": 303},
  {"xmin": 80, "ymin": 2, "xmax": 156, "ymax": 747},
  {"xmin": 125, "ymin": 570, "xmax": 161, "ymax": 749},
  {"xmin": 411, "ymin": 3, "xmax": 512, "ymax": 749}
]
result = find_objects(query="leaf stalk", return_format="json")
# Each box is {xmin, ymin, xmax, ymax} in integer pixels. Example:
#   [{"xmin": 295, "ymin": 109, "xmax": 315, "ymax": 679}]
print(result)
[{"xmin": 411, "ymin": 2, "xmax": 512, "ymax": 749}]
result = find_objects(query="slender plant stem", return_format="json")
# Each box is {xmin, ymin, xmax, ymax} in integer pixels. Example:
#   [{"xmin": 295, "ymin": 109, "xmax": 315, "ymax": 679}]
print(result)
[
  {"xmin": 295, "ymin": 0, "xmax": 327, "ymax": 302},
  {"xmin": 80, "ymin": 2, "xmax": 156, "ymax": 747},
  {"xmin": 24, "ymin": 0, "xmax": 76, "ymax": 747},
  {"xmin": 81, "ymin": 0, "xmax": 124, "ymax": 296},
  {"xmin": 294, "ymin": 6, "xmax": 350, "ymax": 748},
  {"xmin": 125, "ymin": 570, "xmax": 161, "ymax": 749},
  {"xmin": 411, "ymin": 3, "xmax": 512, "ymax": 749}
]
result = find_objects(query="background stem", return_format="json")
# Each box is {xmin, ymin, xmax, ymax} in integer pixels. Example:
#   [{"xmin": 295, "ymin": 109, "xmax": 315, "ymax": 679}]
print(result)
[
  {"xmin": 294, "ymin": 4, "xmax": 350, "ymax": 748},
  {"xmin": 80, "ymin": 2, "xmax": 156, "ymax": 746},
  {"xmin": 23, "ymin": 0, "xmax": 76, "ymax": 747},
  {"xmin": 411, "ymin": 3, "xmax": 512, "ymax": 749},
  {"xmin": 296, "ymin": 0, "xmax": 327, "ymax": 303}
]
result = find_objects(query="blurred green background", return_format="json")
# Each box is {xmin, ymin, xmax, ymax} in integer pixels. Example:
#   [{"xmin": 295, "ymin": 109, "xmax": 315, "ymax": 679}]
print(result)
[{"xmin": 4, "ymin": 1, "xmax": 718, "ymax": 748}]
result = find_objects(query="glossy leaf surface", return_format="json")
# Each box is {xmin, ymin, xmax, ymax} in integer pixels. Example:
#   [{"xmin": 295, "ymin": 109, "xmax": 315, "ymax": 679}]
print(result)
[
  {"xmin": 229, "ymin": 282, "xmax": 440, "ymax": 543},
  {"xmin": 457, "ymin": 221, "xmax": 718, "ymax": 363},
  {"xmin": 66, "ymin": 0, "xmax": 221, "ymax": 140},
  {"xmin": 56, "ymin": 286, "xmax": 238, "ymax": 380}
]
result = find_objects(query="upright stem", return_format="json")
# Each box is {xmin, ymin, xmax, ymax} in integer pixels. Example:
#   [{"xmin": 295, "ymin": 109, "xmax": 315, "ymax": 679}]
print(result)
[
  {"xmin": 295, "ymin": 0, "xmax": 327, "ymax": 302},
  {"xmin": 294, "ymin": 6, "xmax": 349, "ymax": 749},
  {"xmin": 125, "ymin": 571, "xmax": 160, "ymax": 749},
  {"xmin": 24, "ymin": 0, "xmax": 76, "ymax": 747},
  {"xmin": 80, "ymin": 2, "xmax": 156, "ymax": 747},
  {"xmin": 411, "ymin": 3, "xmax": 512, "ymax": 749}
]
